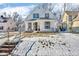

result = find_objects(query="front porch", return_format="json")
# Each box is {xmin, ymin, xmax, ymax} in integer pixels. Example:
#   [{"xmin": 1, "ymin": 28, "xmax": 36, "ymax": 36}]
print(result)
[
  {"xmin": 27, "ymin": 22, "xmax": 40, "ymax": 32},
  {"xmin": 25, "ymin": 19, "xmax": 58, "ymax": 32}
]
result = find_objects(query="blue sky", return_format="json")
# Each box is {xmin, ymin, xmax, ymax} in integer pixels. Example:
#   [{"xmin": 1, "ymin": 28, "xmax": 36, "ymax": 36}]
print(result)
[
  {"xmin": 0, "ymin": 3, "xmax": 37, "ymax": 9},
  {"xmin": 0, "ymin": 3, "xmax": 72, "ymax": 18},
  {"xmin": 0, "ymin": 3, "xmax": 38, "ymax": 18},
  {"xmin": 0, "ymin": 3, "xmax": 79, "ymax": 18}
]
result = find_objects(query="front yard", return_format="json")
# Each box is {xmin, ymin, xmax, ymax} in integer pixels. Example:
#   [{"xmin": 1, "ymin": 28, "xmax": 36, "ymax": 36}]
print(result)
[{"xmin": 10, "ymin": 32, "xmax": 79, "ymax": 56}]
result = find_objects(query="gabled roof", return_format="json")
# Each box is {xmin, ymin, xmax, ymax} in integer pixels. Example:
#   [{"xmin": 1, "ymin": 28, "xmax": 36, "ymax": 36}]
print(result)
[
  {"xmin": 65, "ymin": 11, "xmax": 79, "ymax": 15},
  {"xmin": 25, "ymin": 4, "xmax": 56, "ymax": 21},
  {"xmin": 64, "ymin": 11, "xmax": 79, "ymax": 22}
]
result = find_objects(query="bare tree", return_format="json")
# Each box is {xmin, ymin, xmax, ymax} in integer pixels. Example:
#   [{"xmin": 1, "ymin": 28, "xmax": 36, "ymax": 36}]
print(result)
[
  {"xmin": 17, "ymin": 15, "xmax": 23, "ymax": 38},
  {"xmin": 12, "ymin": 12, "xmax": 23, "ymax": 42}
]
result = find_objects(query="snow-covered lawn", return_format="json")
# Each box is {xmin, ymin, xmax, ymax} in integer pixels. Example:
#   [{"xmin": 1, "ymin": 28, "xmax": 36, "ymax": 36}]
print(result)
[
  {"xmin": 0, "ymin": 33, "xmax": 9, "ymax": 46},
  {"xmin": 0, "ymin": 32, "xmax": 19, "ymax": 46},
  {"xmin": 11, "ymin": 33, "xmax": 79, "ymax": 56}
]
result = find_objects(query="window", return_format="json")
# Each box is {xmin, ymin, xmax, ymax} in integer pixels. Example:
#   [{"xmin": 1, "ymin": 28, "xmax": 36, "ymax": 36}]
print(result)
[
  {"xmin": 45, "ymin": 22, "xmax": 50, "ymax": 29},
  {"xmin": 69, "ymin": 15, "xmax": 72, "ymax": 21},
  {"xmin": 3, "ymin": 20, "xmax": 7, "ymax": 22},
  {"xmin": 45, "ymin": 13, "xmax": 49, "ymax": 19},
  {"xmin": 28, "ymin": 23, "xmax": 32, "ymax": 28},
  {"xmin": 33, "ymin": 13, "xmax": 39, "ymax": 18},
  {"xmin": 0, "ymin": 26, "xmax": 3, "ymax": 30},
  {"xmin": 28, "ymin": 23, "xmax": 32, "ymax": 31}
]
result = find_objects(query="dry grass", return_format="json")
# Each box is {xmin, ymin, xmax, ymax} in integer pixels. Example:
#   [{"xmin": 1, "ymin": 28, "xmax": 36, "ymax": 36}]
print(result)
[
  {"xmin": 5, "ymin": 32, "xmax": 56, "ymax": 38},
  {"xmin": 22, "ymin": 32, "xmax": 56, "ymax": 37}
]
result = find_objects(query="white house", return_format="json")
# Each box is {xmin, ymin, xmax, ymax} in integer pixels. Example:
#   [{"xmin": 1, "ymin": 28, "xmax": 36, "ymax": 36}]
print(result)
[
  {"xmin": 0, "ymin": 15, "xmax": 17, "ymax": 32},
  {"xmin": 25, "ymin": 4, "xmax": 58, "ymax": 32}
]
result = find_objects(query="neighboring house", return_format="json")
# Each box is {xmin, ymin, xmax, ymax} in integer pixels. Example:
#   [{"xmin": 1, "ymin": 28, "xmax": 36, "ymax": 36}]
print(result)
[
  {"xmin": 72, "ymin": 13, "xmax": 79, "ymax": 32},
  {"xmin": 0, "ymin": 15, "xmax": 17, "ymax": 32},
  {"xmin": 25, "ymin": 4, "xmax": 58, "ymax": 32},
  {"xmin": 63, "ymin": 11, "xmax": 79, "ymax": 32}
]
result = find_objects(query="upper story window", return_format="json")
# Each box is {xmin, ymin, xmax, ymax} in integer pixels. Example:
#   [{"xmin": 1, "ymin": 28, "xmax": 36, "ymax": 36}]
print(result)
[
  {"xmin": 69, "ymin": 15, "xmax": 72, "ymax": 21},
  {"xmin": 33, "ymin": 13, "xmax": 39, "ymax": 18},
  {"xmin": 45, "ymin": 13, "xmax": 49, "ymax": 19}
]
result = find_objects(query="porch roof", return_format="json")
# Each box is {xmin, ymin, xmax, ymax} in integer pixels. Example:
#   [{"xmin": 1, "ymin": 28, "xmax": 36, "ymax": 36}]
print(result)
[
  {"xmin": 26, "ymin": 18, "xmax": 56, "ymax": 21},
  {"xmin": 65, "ymin": 11, "xmax": 79, "ymax": 15}
]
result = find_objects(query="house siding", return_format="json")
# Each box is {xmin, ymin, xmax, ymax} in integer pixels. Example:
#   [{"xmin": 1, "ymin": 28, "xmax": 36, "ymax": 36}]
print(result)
[
  {"xmin": 63, "ymin": 11, "xmax": 79, "ymax": 32},
  {"xmin": 26, "ymin": 7, "xmax": 54, "ymax": 20},
  {"xmin": 0, "ymin": 18, "xmax": 16, "ymax": 32},
  {"xmin": 25, "ymin": 4, "xmax": 57, "ymax": 32},
  {"xmin": 25, "ymin": 19, "xmax": 58, "ymax": 32}
]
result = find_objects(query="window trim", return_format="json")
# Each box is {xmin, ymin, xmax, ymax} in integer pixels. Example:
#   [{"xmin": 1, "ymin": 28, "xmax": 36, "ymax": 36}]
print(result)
[
  {"xmin": 44, "ymin": 21, "xmax": 50, "ymax": 29},
  {"xmin": 0, "ymin": 26, "xmax": 3, "ymax": 30},
  {"xmin": 33, "ymin": 13, "xmax": 39, "ymax": 18},
  {"xmin": 69, "ymin": 15, "xmax": 72, "ymax": 21}
]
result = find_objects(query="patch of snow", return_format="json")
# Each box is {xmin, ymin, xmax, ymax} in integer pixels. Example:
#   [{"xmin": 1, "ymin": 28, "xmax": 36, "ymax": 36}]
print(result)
[
  {"xmin": 11, "ymin": 40, "xmax": 35, "ymax": 56},
  {"xmin": 11, "ymin": 33, "xmax": 79, "ymax": 56}
]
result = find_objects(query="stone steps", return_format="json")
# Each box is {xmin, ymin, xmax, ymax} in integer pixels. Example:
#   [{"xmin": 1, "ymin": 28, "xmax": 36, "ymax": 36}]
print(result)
[
  {"xmin": 0, "ymin": 48, "xmax": 13, "ymax": 53},
  {"xmin": 0, "ymin": 42, "xmax": 17, "ymax": 56},
  {"xmin": 1, "ymin": 45, "xmax": 15, "ymax": 48}
]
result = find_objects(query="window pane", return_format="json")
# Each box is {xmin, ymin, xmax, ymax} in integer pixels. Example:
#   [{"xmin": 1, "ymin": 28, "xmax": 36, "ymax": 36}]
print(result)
[
  {"xmin": 45, "ymin": 22, "xmax": 50, "ymax": 29},
  {"xmin": 0, "ymin": 26, "xmax": 3, "ymax": 30},
  {"xmin": 69, "ymin": 15, "xmax": 72, "ymax": 21},
  {"xmin": 3, "ymin": 20, "xmax": 7, "ymax": 22},
  {"xmin": 28, "ymin": 23, "xmax": 32, "ymax": 31},
  {"xmin": 33, "ymin": 13, "xmax": 39, "ymax": 18}
]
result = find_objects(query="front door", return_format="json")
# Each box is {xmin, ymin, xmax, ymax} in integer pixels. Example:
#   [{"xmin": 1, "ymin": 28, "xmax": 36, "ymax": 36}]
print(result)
[{"xmin": 33, "ymin": 22, "xmax": 38, "ymax": 31}]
